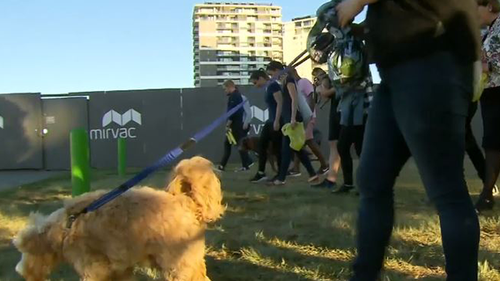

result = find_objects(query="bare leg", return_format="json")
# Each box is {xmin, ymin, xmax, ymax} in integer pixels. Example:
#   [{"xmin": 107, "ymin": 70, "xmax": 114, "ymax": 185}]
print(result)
[
  {"xmin": 477, "ymin": 149, "xmax": 500, "ymax": 211},
  {"xmin": 327, "ymin": 140, "xmax": 341, "ymax": 182},
  {"xmin": 292, "ymin": 154, "xmax": 301, "ymax": 173},
  {"xmin": 307, "ymin": 139, "xmax": 328, "ymax": 168}
]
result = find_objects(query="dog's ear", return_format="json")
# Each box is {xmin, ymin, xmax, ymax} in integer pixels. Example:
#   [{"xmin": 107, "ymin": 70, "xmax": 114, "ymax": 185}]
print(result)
[
  {"xmin": 14, "ymin": 212, "xmax": 63, "ymax": 281},
  {"xmin": 166, "ymin": 175, "xmax": 191, "ymax": 196},
  {"xmin": 188, "ymin": 167, "xmax": 225, "ymax": 223},
  {"xmin": 167, "ymin": 157, "xmax": 225, "ymax": 223},
  {"xmin": 13, "ymin": 212, "xmax": 61, "ymax": 254}
]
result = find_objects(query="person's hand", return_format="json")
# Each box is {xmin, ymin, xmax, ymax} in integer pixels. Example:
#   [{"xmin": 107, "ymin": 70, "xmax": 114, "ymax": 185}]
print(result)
[
  {"xmin": 243, "ymin": 123, "xmax": 249, "ymax": 131},
  {"xmin": 483, "ymin": 62, "xmax": 490, "ymax": 73},
  {"xmin": 291, "ymin": 120, "xmax": 298, "ymax": 129},
  {"xmin": 273, "ymin": 120, "xmax": 280, "ymax": 131},
  {"xmin": 336, "ymin": 0, "xmax": 365, "ymax": 28}
]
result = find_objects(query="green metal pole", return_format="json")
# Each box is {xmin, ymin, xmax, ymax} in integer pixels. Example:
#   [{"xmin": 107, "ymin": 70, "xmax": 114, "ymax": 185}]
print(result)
[
  {"xmin": 118, "ymin": 137, "xmax": 127, "ymax": 176},
  {"xmin": 70, "ymin": 129, "xmax": 90, "ymax": 197}
]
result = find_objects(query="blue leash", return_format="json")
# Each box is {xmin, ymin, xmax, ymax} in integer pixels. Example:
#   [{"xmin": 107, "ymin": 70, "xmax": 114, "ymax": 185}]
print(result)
[
  {"xmin": 68, "ymin": 53, "xmax": 309, "ymax": 227},
  {"xmin": 66, "ymin": 99, "xmax": 248, "ymax": 226}
]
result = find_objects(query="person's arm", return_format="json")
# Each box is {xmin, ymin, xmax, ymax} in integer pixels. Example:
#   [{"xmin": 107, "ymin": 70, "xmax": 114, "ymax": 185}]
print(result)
[
  {"xmin": 287, "ymin": 82, "xmax": 299, "ymax": 127},
  {"xmin": 273, "ymin": 91, "xmax": 283, "ymax": 131},
  {"xmin": 336, "ymin": 0, "xmax": 379, "ymax": 28},
  {"xmin": 298, "ymin": 79, "xmax": 316, "ymax": 112},
  {"xmin": 242, "ymin": 96, "xmax": 252, "ymax": 130},
  {"xmin": 320, "ymin": 78, "xmax": 336, "ymax": 99}
]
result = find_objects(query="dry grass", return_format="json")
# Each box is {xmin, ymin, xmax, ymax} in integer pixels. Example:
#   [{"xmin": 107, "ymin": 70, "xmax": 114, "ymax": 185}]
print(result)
[{"xmin": 0, "ymin": 160, "xmax": 499, "ymax": 281}]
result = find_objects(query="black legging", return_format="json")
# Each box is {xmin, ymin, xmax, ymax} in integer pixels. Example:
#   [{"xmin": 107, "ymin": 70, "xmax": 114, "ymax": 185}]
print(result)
[
  {"xmin": 337, "ymin": 125, "xmax": 364, "ymax": 185},
  {"xmin": 258, "ymin": 121, "xmax": 282, "ymax": 173},
  {"xmin": 465, "ymin": 101, "xmax": 486, "ymax": 181},
  {"xmin": 220, "ymin": 126, "xmax": 252, "ymax": 168}
]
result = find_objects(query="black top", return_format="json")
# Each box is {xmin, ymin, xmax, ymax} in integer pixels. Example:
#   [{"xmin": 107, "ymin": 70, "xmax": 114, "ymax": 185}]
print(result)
[
  {"xmin": 265, "ymin": 81, "xmax": 281, "ymax": 123},
  {"xmin": 365, "ymin": 0, "xmax": 480, "ymax": 68},
  {"xmin": 281, "ymin": 76, "xmax": 303, "ymax": 123},
  {"xmin": 227, "ymin": 89, "xmax": 244, "ymax": 130}
]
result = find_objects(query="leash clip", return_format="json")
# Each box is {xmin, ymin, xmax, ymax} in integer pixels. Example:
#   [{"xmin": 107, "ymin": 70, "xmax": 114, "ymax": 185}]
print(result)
[{"xmin": 66, "ymin": 214, "xmax": 77, "ymax": 229}]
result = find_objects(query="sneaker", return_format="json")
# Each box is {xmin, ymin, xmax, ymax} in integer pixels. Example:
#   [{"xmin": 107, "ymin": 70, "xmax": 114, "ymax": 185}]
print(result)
[
  {"xmin": 268, "ymin": 179, "xmax": 286, "ymax": 186},
  {"xmin": 250, "ymin": 172, "xmax": 267, "ymax": 183},
  {"xmin": 476, "ymin": 195, "xmax": 495, "ymax": 213},
  {"xmin": 332, "ymin": 184, "xmax": 355, "ymax": 194},
  {"xmin": 494, "ymin": 185, "xmax": 500, "ymax": 197},
  {"xmin": 317, "ymin": 166, "xmax": 330, "ymax": 176},
  {"xmin": 216, "ymin": 165, "xmax": 225, "ymax": 172},
  {"xmin": 267, "ymin": 175, "xmax": 279, "ymax": 183},
  {"xmin": 235, "ymin": 167, "xmax": 251, "ymax": 172},
  {"xmin": 312, "ymin": 179, "xmax": 337, "ymax": 189},
  {"xmin": 287, "ymin": 170, "xmax": 302, "ymax": 178}
]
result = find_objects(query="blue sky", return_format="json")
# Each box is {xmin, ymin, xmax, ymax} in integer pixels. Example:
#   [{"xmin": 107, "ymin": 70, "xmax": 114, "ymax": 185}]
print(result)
[{"xmin": 0, "ymin": 0, "xmax": 374, "ymax": 95}]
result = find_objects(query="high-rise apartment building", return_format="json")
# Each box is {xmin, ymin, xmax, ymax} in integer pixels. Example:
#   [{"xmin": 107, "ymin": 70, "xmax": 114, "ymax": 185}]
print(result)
[
  {"xmin": 193, "ymin": 2, "xmax": 284, "ymax": 87},
  {"xmin": 283, "ymin": 16, "xmax": 323, "ymax": 82}
]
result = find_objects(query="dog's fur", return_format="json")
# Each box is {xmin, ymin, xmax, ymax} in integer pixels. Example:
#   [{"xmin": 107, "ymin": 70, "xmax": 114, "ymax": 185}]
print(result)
[
  {"xmin": 13, "ymin": 156, "xmax": 224, "ymax": 281},
  {"xmin": 240, "ymin": 136, "xmax": 278, "ymax": 172}
]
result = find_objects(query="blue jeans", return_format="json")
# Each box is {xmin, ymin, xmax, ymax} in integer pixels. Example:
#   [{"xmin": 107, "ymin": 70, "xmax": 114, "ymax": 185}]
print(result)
[
  {"xmin": 278, "ymin": 136, "xmax": 316, "ymax": 181},
  {"xmin": 351, "ymin": 52, "xmax": 480, "ymax": 281}
]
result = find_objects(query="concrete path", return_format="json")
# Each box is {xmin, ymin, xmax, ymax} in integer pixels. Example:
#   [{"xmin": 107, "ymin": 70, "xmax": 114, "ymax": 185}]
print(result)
[{"xmin": 0, "ymin": 171, "xmax": 66, "ymax": 192}]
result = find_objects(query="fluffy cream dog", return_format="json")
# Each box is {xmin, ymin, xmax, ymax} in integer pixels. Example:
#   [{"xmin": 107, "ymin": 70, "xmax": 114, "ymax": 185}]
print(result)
[{"xmin": 14, "ymin": 156, "xmax": 224, "ymax": 281}]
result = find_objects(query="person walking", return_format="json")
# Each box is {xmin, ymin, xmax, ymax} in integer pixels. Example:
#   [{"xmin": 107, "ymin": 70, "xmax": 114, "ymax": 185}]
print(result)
[
  {"xmin": 266, "ymin": 61, "xmax": 319, "ymax": 186},
  {"xmin": 288, "ymin": 68, "xmax": 330, "ymax": 177},
  {"xmin": 217, "ymin": 80, "xmax": 253, "ymax": 172},
  {"xmin": 311, "ymin": 68, "xmax": 342, "ymax": 189},
  {"xmin": 335, "ymin": 0, "xmax": 481, "ymax": 279},
  {"xmin": 332, "ymin": 75, "xmax": 373, "ymax": 193},
  {"xmin": 249, "ymin": 70, "xmax": 283, "ymax": 183},
  {"xmin": 476, "ymin": 0, "xmax": 500, "ymax": 212}
]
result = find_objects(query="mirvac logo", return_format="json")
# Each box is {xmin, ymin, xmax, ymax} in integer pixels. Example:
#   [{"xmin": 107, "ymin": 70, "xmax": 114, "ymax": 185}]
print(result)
[
  {"xmin": 251, "ymin": 106, "xmax": 269, "ymax": 122},
  {"xmin": 249, "ymin": 106, "xmax": 269, "ymax": 135},
  {"xmin": 0, "ymin": 115, "xmax": 3, "ymax": 129},
  {"xmin": 90, "ymin": 109, "xmax": 141, "ymax": 140}
]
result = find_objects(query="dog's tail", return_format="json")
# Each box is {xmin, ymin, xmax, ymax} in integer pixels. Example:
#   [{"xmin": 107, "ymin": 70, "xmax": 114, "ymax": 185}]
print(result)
[{"xmin": 167, "ymin": 156, "xmax": 224, "ymax": 223}]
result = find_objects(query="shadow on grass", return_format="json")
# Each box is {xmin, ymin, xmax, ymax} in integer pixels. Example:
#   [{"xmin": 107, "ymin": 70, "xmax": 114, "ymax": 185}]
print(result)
[{"xmin": 207, "ymin": 257, "xmax": 319, "ymax": 281}]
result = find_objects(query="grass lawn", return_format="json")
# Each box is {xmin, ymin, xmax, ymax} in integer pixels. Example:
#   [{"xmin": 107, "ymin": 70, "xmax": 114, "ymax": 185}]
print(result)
[{"xmin": 0, "ymin": 160, "xmax": 499, "ymax": 281}]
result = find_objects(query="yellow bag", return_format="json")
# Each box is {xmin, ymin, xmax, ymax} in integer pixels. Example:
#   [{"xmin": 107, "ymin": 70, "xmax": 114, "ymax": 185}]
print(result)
[
  {"xmin": 282, "ymin": 122, "xmax": 306, "ymax": 151},
  {"xmin": 226, "ymin": 129, "xmax": 237, "ymax": 146},
  {"xmin": 473, "ymin": 72, "xmax": 488, "ymax": 102},
  {"xmin": 473, "ymin": 60, "xmax": 487, "ymax": 102}
]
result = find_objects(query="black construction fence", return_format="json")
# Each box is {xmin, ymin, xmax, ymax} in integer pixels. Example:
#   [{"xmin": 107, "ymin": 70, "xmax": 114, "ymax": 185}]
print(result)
[{"xmin": 0, "ymin": 87, "xmax": 485, "ymax": 171}]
